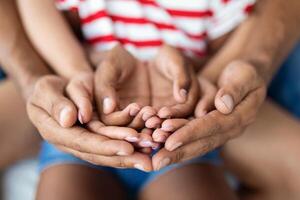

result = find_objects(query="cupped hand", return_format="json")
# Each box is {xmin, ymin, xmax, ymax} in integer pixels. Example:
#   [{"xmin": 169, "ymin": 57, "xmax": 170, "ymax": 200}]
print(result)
[
  {"xmin": 145, "ymin": 45, "xmax": 200, "ymax": 129},
  {"xmin": 152, "ymin": 61, "xmax": 267, "ymax": 170},
  {"xmin": 26, "ymin": 75, "xmax": 153, "ymax": 171},
  {"xmin": 92, "ymin": 45, "xmax": 156, "ymax": 128}
]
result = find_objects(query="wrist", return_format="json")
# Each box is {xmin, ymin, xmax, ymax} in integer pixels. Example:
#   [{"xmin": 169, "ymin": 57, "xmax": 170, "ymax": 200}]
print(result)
[{"xmin": 63, "ymin": 62, "xmax": 93, "ymax": 80}]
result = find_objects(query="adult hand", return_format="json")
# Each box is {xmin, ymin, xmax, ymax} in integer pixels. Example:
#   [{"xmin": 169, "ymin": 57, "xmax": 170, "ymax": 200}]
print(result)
[
  {"xmin": 152, "ymin": 61, "xmax": 267, "ymax": 170},
  {"xmin": 26, "ymin": 75, "xmax": 152, "ymax": 171}
]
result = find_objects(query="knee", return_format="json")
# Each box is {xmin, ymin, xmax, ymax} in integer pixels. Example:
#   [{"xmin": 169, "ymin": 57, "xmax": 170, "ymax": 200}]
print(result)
[{"xmin": 267, "ymin": 138, "xmax": 300, "ymax": 193}]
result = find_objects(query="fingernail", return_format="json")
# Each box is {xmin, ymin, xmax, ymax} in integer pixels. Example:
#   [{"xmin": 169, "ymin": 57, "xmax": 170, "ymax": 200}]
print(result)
[
  {"xmin": 117, "ymin": 151, "xmax": 129, "ymax": 156},
  {"xmin": 140, "ymin": 140, "xmax": 153, "ymax": 147},
  {"xmin": 220, "ymin": 94, "xmax": 234, "ymax": 112},
  {"xmin": 151, "ymin": 142, "xmax": 160, "ymax": 150},
  {"xmin": 134, "ymin": 164, "xmax": 145, "ymax": 171},
  {"xmin": 129, "ymin": 107, "xmax": 140, "ymax": 117},
  {"xmin": 103, "ymin": 97, "xmax": 113, "ymax": 114},
  {"xmin": 60, "ymin": 107, "xmax": 72, "ymax": 127},
  {"xmin": 125, "ymin": 136, "xmax": 139, "ymax": 143},
  {"xmin": 78, "ymin": 112, "xmax": 84, "ymax": 124},
  {"xmin": 161, "ymin": 125, "xmax": 174, "ymax": 132},
  {"xmin": 169, "ymin": 142, "xmax": 182, "ymax": 151},
  {"xmin": 180, "ymin": 89, "xmax": 187, "ymax": 99},
  {"xmin": 157, "ymin": 157, "xmax": 171, "ymax": 170}
]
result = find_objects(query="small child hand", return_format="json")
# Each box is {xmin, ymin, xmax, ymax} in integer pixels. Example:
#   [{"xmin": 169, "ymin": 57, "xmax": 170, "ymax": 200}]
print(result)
[{"xmin": 65, "ymin": 71, "xmax": 94, "ymax": 124}]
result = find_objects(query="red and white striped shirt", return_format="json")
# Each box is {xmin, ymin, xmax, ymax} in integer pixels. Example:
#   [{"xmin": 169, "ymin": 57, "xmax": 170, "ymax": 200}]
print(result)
[{"xmin": 56, "ymin": 0, "xmax": 255, "ymax": 60}]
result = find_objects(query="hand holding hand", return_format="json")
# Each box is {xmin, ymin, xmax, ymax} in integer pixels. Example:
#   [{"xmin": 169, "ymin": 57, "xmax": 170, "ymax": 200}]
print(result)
[{"xmin": 152, "ymin": 61, "xmax": 267, "ymax": 170}]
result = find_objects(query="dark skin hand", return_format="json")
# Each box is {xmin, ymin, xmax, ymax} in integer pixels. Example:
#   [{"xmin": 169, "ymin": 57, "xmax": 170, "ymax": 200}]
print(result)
[
  {"xmin": 152, "ymin": 0, "xmax": 300, "ymax": 170},
  {"xmin": 91, "ymin": 45, "xmax": 199, "ymax": 129}
]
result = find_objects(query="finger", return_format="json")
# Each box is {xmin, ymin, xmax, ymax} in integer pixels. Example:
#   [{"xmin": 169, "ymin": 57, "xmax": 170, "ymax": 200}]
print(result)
[
  {"xmin": 94, "ymin": 45, "xmax": 135, "ymax": 115},
  {"xmin": 128, "ymin": 106, "xmax": 156, "ymax": 130},
  {"xmin": 194, "ymin": 77, "xmax": 217, "ymax": 118},
  {"xmin": 165, "ymin": 86, "xmax": 266, "ymax": 152},
  {"xmin": 86, "ymin": 120, "xmax": 140, "ymax": 143},
  {"xmin": 58, "ymin": 145, "xmax": 153, "ymax": 172},
  {"xmin": 157, "ymin": 74, "xmax": 199, "ymax": 119},
  {"xmin": 139, "ymin": 132, "xmax": 156, "ymax": 148},
  {"xmin": 27, "ymin": 103, "xmax": 134, "ymax": 156},
  {"xmin": 138, "ymin": 147, "xmax": 152, "ymax": 154},
  {"xmin": 94, "ymin": 59, "xmax": 119, "ymax": 115},
  {"xmin": 152, "ymin": 133, "xmax": 225, "ymax": 170},
  {"xmin": 215, "ymin": 61, "xmax": 263, "ymax": 114},
  {"xmin": 30, "ymin": 76, "xmax": 77, "ymax": 127},
  {"xmin": 66, "ymin": 73, "xmax": 93, "ymax": 124},
  {"xmin": 152, "ymin": 129, "xmax": 171, "ymax": 143},
  {"xmin": 145, "ymin": 116, "xmax": 163, "ymax": 129},
  {"xmin": 161, "ymin": 118, "xmax": 189, "ymax": 132},
  {"xmin": 172, "ymin": 65, "xmax": 190, "ymax": 103},
  {"xmin": 138, "ymin": 128, "xmax": 158, "ymax": 151},
  {"xmin": 156, "ymin": 45, "xmax": 190, "ymax": 103},
  {"xmin": 100, "ymin": 103, "xmax": 141, "ymax": 126}
]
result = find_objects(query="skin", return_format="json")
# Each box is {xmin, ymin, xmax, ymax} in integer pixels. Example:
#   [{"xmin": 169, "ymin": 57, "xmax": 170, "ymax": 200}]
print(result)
[
  {"xmin": 140, "ymin": 164, "xmax": 237, "ymax": 200},
  {"xmin": 0, "ymin": 3, "xmax": 151, "ymax": 199},
  {"xmin": 223, "ymin": 100, "xmax": 300, "ymax": 200},
  {"xmin": 0, "ymin": 80, "xmax": 40, "ymax": 169},
  {"xmin": 1, "ymin": 0, "xmax": 300, "ymax": 200},
  {"xmin": 36, "ymin": 165, "xmax": 126, "ymax": 200},
  {"xmin": 17, "ymin": 0, "xmax": 198, "ymax": 131},
  {"xmin": 152, "ymin": 0, "xmax": 300, "ymax": 170}
]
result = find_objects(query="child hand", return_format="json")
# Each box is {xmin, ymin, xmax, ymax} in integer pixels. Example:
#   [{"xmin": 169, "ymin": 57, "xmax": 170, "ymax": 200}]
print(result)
[
  {"xmin": 65, "ymin": 71, "xmax": 94, "ymax": 124},
  {"xmin": 93, "ymin": 45, "xmax": 157, "ymax": 129},
  {"xmin": 145, "ymin": 45, "xmax": 199, "ymax": 129},
  {"xmin": 151, "ymin": 75, "xmax": 217, "ymax": 143}
]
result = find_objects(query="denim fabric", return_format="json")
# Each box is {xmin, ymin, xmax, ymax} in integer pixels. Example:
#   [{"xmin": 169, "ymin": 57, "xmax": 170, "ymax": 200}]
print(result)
[
  {"xmin": 268, "ymin": 42, "xmax": 300, "ymax": 118},
  {"xmin": 39, "ymin": 141, "xmax": 220, "ymax": 198},
  {"xmin": 0, "ymin": 69, "xmax": 5, "ymax": 80}
]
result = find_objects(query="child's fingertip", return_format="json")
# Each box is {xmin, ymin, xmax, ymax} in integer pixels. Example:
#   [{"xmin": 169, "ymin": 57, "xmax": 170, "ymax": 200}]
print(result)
[
  {"xmin": 179, "ymin": 89, "xmax": 187, "ymax": 100},
  {"xmin": 103, "ymin": 97, "xmax": 115, "ymax": 114},
  {"xmin": 78, "ymin": 112, "xmax": 84, "ymax": 124},
  {"xmin": 158, "ymin": 107, "xmax": 171, "ymax": 119}
]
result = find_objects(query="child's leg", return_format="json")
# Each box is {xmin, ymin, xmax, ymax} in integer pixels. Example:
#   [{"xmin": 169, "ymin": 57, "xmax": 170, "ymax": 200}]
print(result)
[
  {"xmin": 139, "ymin": 163, "xmax": 237, "ymax": 200},
  {"xmin": 222, "ymin": 100, "xmax": 300, "ymax": 200},
  {"xmin": 36, "ymin": 164, "xmax": 126, "ymax": 200},
  {"xmin": 0, "ymin": 79, "xmax": 40, "ymax": 169}
]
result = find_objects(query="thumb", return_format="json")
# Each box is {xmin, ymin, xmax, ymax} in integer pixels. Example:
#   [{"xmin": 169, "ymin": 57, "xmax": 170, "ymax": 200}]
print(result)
[
  {"xmin": 172, "ymin": 66, "xmax": 190, "ymax": 103},
  {"xmin": 156, "ymin": 45, "xmax": 191, "ymax": 103},
  {"xmin": 95, "ymin": 60, "xmax": 119, "ymax": 115},
  {"xmin": 215, "ymin": 61, "xmax": 262, "ymax": 114}
]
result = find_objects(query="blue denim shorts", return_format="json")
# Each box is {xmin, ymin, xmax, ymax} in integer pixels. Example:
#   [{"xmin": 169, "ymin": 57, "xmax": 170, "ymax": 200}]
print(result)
[{"xmin": 39, "ymin": 141, "xmax": 220, "ymax": 197}]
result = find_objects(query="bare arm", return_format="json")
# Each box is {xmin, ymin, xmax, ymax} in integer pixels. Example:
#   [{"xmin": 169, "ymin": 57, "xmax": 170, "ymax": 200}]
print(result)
[
  {"xmin": 17, "ymin": 0, "xmax": 91, "ymax": 79},
  {"xmin": 202, "ymin": 0, "xmax": 300, "ymax": 83},
  {"xmin": 0, "ymin": 0, "xmax": 50, "ymax": 99}
]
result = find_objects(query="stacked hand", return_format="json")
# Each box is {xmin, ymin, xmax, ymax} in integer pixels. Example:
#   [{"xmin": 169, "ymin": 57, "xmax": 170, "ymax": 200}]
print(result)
[{"xmin": 26, "ymin": 45, "xmax": 267, "ymax": 171}]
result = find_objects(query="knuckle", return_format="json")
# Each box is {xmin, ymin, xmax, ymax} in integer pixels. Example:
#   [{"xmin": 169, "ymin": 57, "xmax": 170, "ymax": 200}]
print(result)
[
  {"xmin": 116, "ymin": 157, "xmax": 127, "ymax": 168},
  {"xmin": 83, "ymin": 154, "xmax": 99, "ymax": 165},
  {"xmin": 174, "ymin": 150, "xmax": 185, "ymax": 163},
  {"xmin": 35, "ymin": 76, "xmax": 58, "ymax": 91},
  {"xmin": 70, "ymin": 130, "xmax": 88, "ymax": 152}
]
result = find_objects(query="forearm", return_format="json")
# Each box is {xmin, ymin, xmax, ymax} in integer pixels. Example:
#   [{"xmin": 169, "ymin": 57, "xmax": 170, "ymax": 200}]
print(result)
[
  {"xmin": 17, "ymin": 0, "xmax": 91, "ymax": 79},
  {"xmin": 0, "ymin": 0, "xmax": 50, "ymax": 99},
  {"xmin": 202, "ymin": 0, "xmax": 300, "ymax": 83}
]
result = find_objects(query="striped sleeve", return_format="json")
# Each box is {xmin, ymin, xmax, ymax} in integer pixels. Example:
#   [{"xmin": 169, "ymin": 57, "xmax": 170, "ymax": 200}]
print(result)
[
  {"xmin": 207, "ymin": 0, "xmax": 256, "ymax": 40},
  {"xmin": 55, "ymin": 0, "xmax": 80, "ymax": 11}
]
